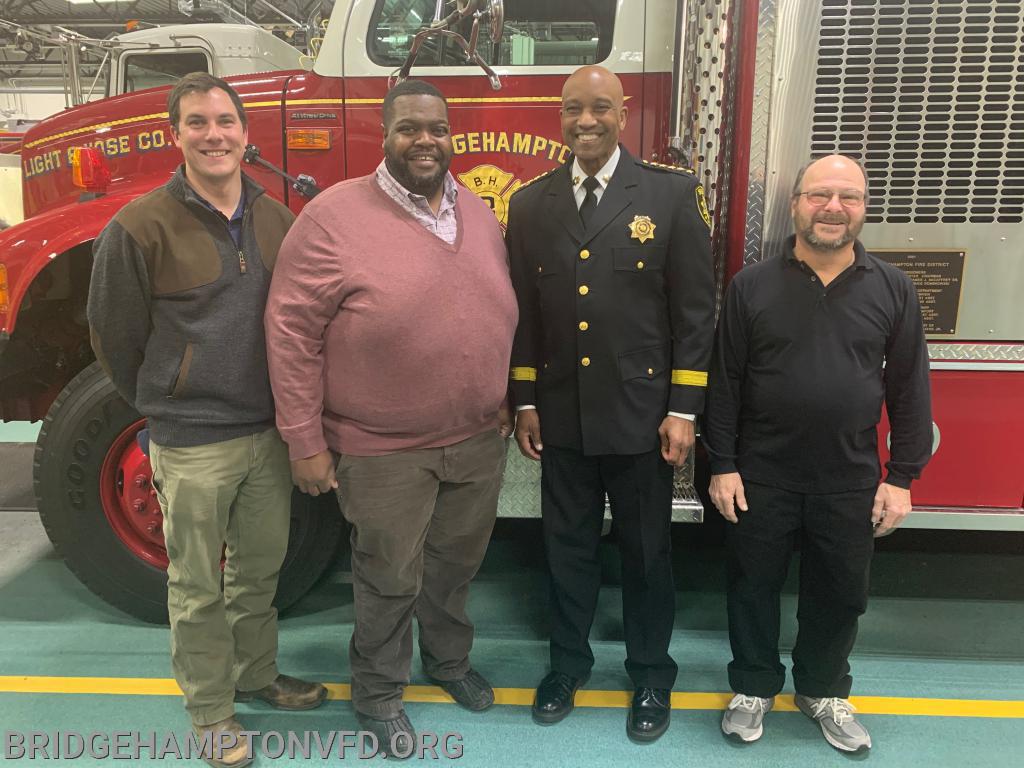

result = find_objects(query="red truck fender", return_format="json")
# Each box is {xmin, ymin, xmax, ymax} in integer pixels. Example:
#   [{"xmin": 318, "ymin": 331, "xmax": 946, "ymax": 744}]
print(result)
[{"xmin": 1, "ymin": 184, "xmax": 158, "ymax": 334}]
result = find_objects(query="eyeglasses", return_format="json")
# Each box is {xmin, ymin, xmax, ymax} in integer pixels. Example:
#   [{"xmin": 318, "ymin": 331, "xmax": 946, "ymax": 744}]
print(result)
[{"xmin": 794, "ymin": 189, "xmax": 867, "ymax": 207}]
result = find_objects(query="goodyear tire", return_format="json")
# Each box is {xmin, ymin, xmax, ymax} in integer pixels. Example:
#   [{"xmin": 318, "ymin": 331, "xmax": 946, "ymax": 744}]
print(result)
[{"xmin": 33, "ymin": 361, "xmax": 343, "ymax": 624}]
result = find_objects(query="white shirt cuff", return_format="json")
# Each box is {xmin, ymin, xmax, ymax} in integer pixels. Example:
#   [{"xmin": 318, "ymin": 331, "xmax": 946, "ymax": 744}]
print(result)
[{"xmin": 668, "ymin": 412, "xmax": 695, "ymax": 421}]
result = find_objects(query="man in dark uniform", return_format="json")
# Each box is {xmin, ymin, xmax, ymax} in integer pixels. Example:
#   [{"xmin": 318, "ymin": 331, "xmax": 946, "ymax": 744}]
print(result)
[{"xmin": 506, "ymin": 65, "xmax": 715, "ymax": 743}]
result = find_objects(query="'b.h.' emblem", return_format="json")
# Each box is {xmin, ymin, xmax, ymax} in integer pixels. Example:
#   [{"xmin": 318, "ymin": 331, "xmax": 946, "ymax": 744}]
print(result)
[{"xmin": 458, "ymin": 164, "xmax": 523, "ymax": 231}]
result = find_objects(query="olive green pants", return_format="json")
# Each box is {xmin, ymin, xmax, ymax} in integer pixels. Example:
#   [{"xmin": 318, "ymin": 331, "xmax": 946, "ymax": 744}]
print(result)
[{"xmin": 150, "ymin": 428, "xmax": 292, "ymax": 726}]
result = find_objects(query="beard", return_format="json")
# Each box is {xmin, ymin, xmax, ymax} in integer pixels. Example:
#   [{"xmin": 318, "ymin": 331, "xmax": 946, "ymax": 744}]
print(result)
[
  {"xmin": 384, "ymin": 150, "xmax": 451, "ymax": 198},
  {"xmin": 796, "ymin": 211, "xmax": 864, "ymax": 251}
]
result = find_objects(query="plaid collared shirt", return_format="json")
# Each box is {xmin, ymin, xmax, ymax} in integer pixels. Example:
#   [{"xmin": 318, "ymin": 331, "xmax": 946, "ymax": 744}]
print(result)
[{"xmin": 375, "ymin": 159, "xmax": 459, "ymax": 244}]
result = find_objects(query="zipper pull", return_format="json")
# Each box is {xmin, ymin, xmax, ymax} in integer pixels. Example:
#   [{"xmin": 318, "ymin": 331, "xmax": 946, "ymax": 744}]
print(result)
[{"xmin": 238, "ymin": 250, "xmax": 247, "ymax": 274}]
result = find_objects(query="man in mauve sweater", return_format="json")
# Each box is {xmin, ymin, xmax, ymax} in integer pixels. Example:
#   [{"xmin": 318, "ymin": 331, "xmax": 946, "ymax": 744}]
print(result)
[{"xmin": 264, "ymin": 80, "xmax": 517, "ymax": 754}]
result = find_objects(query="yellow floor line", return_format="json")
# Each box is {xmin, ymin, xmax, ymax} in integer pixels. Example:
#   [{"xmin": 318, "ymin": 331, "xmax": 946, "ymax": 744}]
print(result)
[{"xmin": 1, "ymin": 677, "xmax": 1022, "ymax": 718}]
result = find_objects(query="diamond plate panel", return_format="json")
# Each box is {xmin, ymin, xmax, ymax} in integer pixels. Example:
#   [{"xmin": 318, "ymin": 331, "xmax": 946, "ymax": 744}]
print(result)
[
  {"xmin": 929, "ymin": 344, "xmax": 1024, "ymax": 362},
  {"xmin": 497, "ymin": 447, "xmax": 702, "ymax": 522},
  {"xmin": 497, "ymin": 449, "xmax": 542, "ymax": 518},
  {"xmin": 743, "ymin": 0, "xmax": 777, "ymax": 265}
]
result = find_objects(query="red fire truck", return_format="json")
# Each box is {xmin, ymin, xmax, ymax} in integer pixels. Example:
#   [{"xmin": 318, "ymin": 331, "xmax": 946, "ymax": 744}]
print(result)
[{"xmin": 1, "ymin": 0, "xmax": 1021, "ymax": 622}]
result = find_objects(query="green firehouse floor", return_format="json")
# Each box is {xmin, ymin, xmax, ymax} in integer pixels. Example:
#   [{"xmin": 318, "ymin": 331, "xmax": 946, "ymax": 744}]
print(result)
[{"xmin": 1, "ymin": 422, "xmax": 1023, "ymax": 767}]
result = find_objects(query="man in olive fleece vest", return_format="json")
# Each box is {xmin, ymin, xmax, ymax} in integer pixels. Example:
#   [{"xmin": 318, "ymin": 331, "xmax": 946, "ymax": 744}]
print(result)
[{"xmin": 88, "ymin": 73, "xmax": 325, "ymax": 768}]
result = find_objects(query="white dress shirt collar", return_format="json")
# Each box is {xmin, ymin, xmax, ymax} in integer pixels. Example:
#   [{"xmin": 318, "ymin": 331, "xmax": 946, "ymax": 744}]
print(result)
[{"xmin": 571, "ymin": 145, "xmax": 621, "ymax": 206}]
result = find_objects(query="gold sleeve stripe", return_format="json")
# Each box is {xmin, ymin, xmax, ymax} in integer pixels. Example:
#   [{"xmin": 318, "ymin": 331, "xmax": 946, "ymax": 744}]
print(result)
[
  {"xmin": 510, "ymin": 366, "xmax": 538, "ymax": 382},
  {"xmin": 671, "ymin": 370, "xmax": 708, "ymax": 387}
]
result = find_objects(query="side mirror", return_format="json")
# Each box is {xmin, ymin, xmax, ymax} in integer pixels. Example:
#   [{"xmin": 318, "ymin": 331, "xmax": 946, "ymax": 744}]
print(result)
[
  {"xmin": 393, "ymin": 0, "xmax": 505, "ymax": 91},
  {"xmin": 484, "ymin": 0, "xmax": 504, "ymax": 63}
]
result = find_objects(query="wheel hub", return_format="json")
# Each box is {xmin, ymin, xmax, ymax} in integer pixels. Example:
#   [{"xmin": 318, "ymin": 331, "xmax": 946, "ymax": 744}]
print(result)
[{"xmin": 99, "ymin": 420, "xmax": 168, "ymax": 569}]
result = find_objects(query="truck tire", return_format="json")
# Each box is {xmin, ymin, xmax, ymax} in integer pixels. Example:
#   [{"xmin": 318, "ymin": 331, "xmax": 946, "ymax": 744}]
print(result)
[{"xmin": 33, "ymin": 361, "xmax": 344, "ymax": 624}]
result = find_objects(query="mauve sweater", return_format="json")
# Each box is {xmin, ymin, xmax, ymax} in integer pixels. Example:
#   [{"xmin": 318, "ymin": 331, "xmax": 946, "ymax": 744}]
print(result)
[{"xmin": 265, "ymin": 174, "xmax": 518, "ymax": 459}]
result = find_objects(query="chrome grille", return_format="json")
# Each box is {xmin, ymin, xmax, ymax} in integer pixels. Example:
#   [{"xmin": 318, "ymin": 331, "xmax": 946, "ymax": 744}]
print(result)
[{"xmin": 810, "ymin": 0, "xmax": 1024, "ymax": 225}]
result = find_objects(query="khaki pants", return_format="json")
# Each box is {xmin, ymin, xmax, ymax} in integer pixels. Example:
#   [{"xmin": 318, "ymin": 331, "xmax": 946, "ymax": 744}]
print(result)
[
  {"xmin": 150, "ymin": 428, "xmax": 292, "ymax": 726},
  {"xmin": 336, "ymin": 429, "xmax": 507, "ymax": 718}
]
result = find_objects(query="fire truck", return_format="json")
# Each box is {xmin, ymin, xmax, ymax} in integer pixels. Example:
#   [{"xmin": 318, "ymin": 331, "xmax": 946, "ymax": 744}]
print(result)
[{"xmin": 1, "ymin": 0, "xmax": 1021, "ymax": 622}]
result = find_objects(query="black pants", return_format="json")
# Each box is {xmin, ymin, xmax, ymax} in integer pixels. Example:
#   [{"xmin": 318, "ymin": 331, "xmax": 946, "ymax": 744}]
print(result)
[
  {"xmin": 541, "ymin": 445, "xmax": 677, "ymax": 689},
  {"xmin": 725, "ymin": 480, "xmax": 876, "ymax": 699}
]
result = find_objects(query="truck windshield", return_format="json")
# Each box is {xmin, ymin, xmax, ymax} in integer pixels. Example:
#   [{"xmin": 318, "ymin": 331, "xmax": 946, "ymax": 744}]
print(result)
[{"xmin": 370, "ymin": 0, "xmax": 616, "ymax": 67}]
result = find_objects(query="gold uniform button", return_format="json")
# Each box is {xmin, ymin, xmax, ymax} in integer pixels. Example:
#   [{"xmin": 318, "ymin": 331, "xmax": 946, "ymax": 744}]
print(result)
[
  {"xmin": 537, "ymin": 266, "xmax": 543, "ymax": 273},
  {"xmin": 578, "ymin": 285, "xmax": 589, "ymax": 295},
  {"xmin": 647, "ymin": 368, "xmax": 654, "ymax": 375},
  {"xmin": 636, "ymin": 260, "xmax": 645, "ymax": 270},
  {"xmin": 579, "ymin": 321, "xmax": 589, "ymax": 331},
  {"xmin": 581, "ymin": 357, "xmax": 591, "ymax": 367},
  {"xmin": 580, "ymin": 249, "xmax": 590, "ymax": 260}
]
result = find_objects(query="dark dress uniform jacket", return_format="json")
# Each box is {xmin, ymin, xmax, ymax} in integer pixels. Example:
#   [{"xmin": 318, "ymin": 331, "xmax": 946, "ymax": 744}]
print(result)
[{"xmin": 507, "ymin": 146, "xmax": 715, "ymax": 455}]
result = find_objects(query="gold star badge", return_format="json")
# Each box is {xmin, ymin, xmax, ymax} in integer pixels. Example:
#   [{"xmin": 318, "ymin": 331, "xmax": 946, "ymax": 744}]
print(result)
[{"xmin": 628, "ymin": 215, "xmax": 656, "ymax": 243}]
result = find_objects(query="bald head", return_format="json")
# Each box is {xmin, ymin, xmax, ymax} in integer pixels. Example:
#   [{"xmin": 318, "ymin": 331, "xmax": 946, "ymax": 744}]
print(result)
[
  {"xmin": 791, "ymin": 154, "xmax": 869, "ymax": 198},
  {"xmin": 562, "ymin": 65, "xmax": 625, "ymax": 107},
  {"xmin": 561, "ymin": 65, "xmax": 628, "ymax": 175}
]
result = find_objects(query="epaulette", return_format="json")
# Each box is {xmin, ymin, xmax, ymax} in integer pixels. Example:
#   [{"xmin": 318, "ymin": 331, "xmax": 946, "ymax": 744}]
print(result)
[
  {"xmin": 512, "ymin": 165, "xmax": 560, "ymax": 195},
  {"xmin": 641, "ymin": 159, "xmax": 696, "ymax": 175}
]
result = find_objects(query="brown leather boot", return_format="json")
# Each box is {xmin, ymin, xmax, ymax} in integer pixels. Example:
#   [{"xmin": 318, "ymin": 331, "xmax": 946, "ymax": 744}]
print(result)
[
  {"xmin": 234, "ymin": 673, "xmax": 328, "ymax": 711},
  {"xmin": 192, "ymin": 717, "xmax": 252, "ymax": 768}
]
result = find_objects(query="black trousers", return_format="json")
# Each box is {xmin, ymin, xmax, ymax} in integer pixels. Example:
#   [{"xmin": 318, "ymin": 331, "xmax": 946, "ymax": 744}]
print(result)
[
  {"xmin": 725, "ymin": 480, "xmax": 876, "ymax": 699},
  {"xmin": 540, "ymin": 445, "xmax": 677, "ymax": 689}
]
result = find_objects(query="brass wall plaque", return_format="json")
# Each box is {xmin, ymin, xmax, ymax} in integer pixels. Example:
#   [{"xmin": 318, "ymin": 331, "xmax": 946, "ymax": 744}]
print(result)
[{"xmin": 872, "ymin": 250, "xmax": 966, "ymax": 335}]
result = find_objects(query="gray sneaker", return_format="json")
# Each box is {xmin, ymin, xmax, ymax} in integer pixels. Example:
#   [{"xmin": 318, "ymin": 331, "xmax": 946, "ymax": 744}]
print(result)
[
  {"xmin": 721, "ymin": 694, "xmax": 774, "ymax": 742},
  {"xmin": 795, "ymin": 695, "xmax": 872, "ymax": 753}
]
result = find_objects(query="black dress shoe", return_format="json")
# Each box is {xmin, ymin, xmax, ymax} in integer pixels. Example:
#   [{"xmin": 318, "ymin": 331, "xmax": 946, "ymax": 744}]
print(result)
[
  {"xmin": 356, "ymin": 711, "xmax": 416, "ymax": 759},
  {"xmin": 627, "ymin": 687, "xmax": 672, "ymax": 743},
  {"xmin": 532, "ymin": 671, "xmax": 586, "ymax": 725}
]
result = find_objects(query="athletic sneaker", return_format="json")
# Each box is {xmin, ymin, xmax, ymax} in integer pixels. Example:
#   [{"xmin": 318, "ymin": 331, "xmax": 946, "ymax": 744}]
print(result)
[
  {"xmin": 721, "ymin": 694, "xmax": 774, "ymax": 742},
  {"xmin": 795, "ymin": 695, "xmax": 872, "ymax": 753}
]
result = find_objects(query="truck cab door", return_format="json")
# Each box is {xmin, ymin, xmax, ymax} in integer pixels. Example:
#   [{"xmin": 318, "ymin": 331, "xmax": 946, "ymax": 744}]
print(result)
[{"xmin": 327, "ymin": 0, "xmax": 654, "ymax": 232}]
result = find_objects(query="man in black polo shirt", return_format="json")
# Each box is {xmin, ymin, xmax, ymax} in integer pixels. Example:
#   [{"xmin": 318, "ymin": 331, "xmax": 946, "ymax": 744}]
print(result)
[{"xmin": 703, "ymin": 154, "xmax": 932, "ymax": 753}]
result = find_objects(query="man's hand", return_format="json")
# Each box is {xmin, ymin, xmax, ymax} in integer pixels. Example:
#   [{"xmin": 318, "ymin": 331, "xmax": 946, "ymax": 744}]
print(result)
[
  {"xmin": 498, "ymin": 402, "xmax": 514, "ymax": 439},
  {"xmin": 658, "ymin": 415, "xmax": 694, "ymax": 467},
  {"xmin": 871, "ymin": 482, "xmax": 912, "ymax": 537},
  {"xmin": 709, "ymin": 472, "xmax": 748, "ymax": 523},
  {"xmin": 514, "ymin": 409, "xmax": 543, "ymax": 460},
  {"xmin": 291, "ymin": 450, "xmax": 338, "ymax": 496}
]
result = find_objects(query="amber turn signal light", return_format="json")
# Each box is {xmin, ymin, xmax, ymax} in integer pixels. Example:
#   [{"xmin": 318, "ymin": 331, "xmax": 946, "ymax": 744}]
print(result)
[
  {"xmin": 69, "ymin": 146, "xmax": 111, "ymax": 192},
  {"xmin": 0, "ymin": 263, "xmax": 10, "ymax": 314},
  {"xmin": 287, "ymin": 129, "xmax": 331, "ymax": 150}
]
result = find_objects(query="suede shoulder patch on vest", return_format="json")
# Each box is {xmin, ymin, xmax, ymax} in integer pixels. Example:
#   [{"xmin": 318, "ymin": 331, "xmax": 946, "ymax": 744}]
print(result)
[{"xmin": 116, "ymin": 188, "xmax": 222, "ymax": 295}]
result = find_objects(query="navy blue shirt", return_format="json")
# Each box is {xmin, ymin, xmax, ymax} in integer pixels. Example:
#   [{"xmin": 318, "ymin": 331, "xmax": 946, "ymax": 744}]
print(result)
[
  {"xmin": 703, "ymin": 237, "xmax": 933, "ymax": 493},
  {"xmin": 195, "ymin": 191, "xmax": 246, "ymax": 248}
]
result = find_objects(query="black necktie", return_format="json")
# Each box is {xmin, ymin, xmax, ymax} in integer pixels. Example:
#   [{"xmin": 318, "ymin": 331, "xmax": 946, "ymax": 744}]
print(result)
[{"xmin": 579, "ymin": 176, "xmax": 600, "ymax": 229}]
